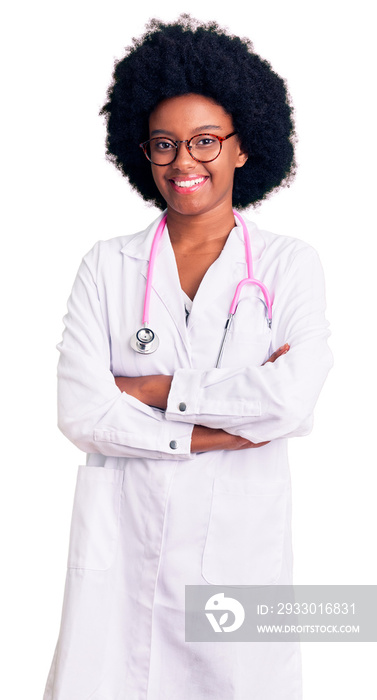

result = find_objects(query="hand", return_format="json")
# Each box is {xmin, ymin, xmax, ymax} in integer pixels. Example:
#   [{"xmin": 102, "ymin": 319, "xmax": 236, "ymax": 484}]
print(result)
[
  {"xmin": 191, "ymin": 425, "xmax": 270, "ymax": 453},
  {"xmin": 115, "ymin": 343, "xmax": 290, "ymax": 453},
  {"xmin": 192, "ymin": 343, "xmax": 291, "ymax": 452},
  {"xmin": 262, "ymin": 343, "xmax": 290, "ymax": 365},
  {"xmin": 114, "ymin": 374, "xmax": 172, "ymax": 409},
  {"xmin": 114, "ymin": 376, "xmax": 144, "ymax": 402},
  {"xmin": 114, "ymin": 343, "xmax": 290, "ymax": 402}
]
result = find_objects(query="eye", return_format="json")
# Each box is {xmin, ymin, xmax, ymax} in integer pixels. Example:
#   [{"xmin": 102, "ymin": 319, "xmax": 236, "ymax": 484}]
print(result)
[
  {"xmin": 153, "ymin": 138, "xmax": 176, "ymax": 151},
  {"xmin": 195, "ymin": 137, "xmax": 217, "ymax": 147}
]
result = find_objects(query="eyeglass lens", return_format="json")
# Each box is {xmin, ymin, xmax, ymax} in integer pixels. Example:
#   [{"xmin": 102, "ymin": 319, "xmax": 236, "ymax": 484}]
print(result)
[{"xmin": 146, "ymin": 134, "xmax": 221, "ymax": 164}]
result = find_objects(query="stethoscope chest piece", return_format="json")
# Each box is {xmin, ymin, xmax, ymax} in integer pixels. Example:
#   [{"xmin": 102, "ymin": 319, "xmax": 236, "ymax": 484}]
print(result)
[
  {"xmin": 129, "ymin": 211, "xmax": 272, "ymax": 364},
  {"xmin": 130, "ymin": 327, "xmax": 159, "ymax": 354}
]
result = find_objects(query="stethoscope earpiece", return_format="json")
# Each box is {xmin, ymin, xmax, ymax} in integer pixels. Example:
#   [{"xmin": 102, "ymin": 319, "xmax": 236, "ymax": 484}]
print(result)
[{"xmin": 130, "ymin": 327, "xmax": 159, "ymax": 354}]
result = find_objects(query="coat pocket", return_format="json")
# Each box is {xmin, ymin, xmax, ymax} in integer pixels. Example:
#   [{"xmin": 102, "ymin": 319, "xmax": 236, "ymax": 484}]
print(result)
[
  {"xmin": 67, "ymin": 465, "xmax": 124, "ymax": 571},
  {"xmin": 201, "ymin": 480, "xmax": 288, "ymax": 585},
  {"xmin": 224, "ymin": 295, "xmax": 272, "ymax": 368},
  {"xmin": 225, "ymin": 330, "xmax": 272, "ymax": 367}
]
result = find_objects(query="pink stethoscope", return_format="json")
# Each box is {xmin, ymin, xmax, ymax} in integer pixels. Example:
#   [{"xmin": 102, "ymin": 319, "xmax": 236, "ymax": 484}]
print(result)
[{"xmin": 130, "ymin": 210, "xmax": 272, "ymax": 368}]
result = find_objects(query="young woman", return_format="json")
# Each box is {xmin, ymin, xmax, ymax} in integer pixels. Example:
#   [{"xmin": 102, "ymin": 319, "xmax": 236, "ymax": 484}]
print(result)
[{"xmin": 43, "ymin": 16, "xmax": 333, "ymax": 700}]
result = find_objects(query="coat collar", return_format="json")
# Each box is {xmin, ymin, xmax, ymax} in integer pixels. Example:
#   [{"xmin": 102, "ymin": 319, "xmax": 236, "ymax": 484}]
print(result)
[
  {"xmin": 120, "ymin": 210, "xmax": 266, "ymax": 263},
  {"xmin": 120, "ymin": 211, "xmax": 267, "ymax": 348}
]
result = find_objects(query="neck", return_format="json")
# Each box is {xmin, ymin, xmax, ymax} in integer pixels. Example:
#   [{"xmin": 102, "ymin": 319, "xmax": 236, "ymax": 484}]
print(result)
[{"xmin": 166, "ymin": 202, "xmax": 236, "ymax": 252}]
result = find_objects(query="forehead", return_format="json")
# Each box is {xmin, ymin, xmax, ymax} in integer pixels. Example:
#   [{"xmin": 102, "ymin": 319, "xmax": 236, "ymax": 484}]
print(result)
[{"xmin": 149, "ymin": 94, "xmax": 234, "ymax": 135}]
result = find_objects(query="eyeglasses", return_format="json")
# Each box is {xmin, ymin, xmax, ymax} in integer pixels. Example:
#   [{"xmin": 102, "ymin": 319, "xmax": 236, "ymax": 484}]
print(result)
[{"xmin": 139, "ymin": 131, "xmax": 238, "ymax": 166}]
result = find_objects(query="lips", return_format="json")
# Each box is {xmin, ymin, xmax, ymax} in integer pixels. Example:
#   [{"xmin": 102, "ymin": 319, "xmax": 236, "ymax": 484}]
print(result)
[{"xmin": 169, "ymin": 176, "xmax": 209, "ymax": 194}]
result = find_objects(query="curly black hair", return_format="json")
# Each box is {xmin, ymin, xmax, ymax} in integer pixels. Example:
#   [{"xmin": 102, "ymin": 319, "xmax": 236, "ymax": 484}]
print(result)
[{"xmin": 100, "ymin": 15, "xmax": 296, "ymax": 210}]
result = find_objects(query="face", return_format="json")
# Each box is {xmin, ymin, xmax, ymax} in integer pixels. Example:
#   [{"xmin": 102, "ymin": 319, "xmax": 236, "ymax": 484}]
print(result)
[{"xmin": 148, "ymin": 94, "xmax": 248, "ymax": 218}]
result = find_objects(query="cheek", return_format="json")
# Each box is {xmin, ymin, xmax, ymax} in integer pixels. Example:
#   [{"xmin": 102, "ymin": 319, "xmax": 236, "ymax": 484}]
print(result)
[
  {"xmin": 151, "ymin": 166, "xmax": 160, "ymax": 187},
  {"xmin": 150, "ymin": 168, "xmax": 168, "ymax": 200},
  {"xmin": 215, "ymin": 163, "xmax": 237, "ymax": 189}
]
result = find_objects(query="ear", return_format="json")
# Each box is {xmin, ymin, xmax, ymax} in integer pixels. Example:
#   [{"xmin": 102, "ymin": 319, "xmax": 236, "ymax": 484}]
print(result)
[{"xmin": 235, "ymin": 144, "xmax": 249, "ymax": 169}]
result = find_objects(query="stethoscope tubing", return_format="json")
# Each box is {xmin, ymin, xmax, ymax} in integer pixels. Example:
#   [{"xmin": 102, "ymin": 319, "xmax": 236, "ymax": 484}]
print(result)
[
  {"xmin": 142, "ymin": 214, "xmax": 167, "ymax": 326},
  {"xmin": 232, "ymin": 211, "xmax": 272, "ymax": 322},
  {"xmin": 134, "ymin": 210, "xmax": 272, "ymax": 363}
]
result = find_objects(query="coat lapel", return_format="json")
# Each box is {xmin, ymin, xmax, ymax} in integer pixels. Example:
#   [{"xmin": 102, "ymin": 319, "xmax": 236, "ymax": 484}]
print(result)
[
  {"xmin": 120, "ymin": 214, "xmax": 190, "ymax": 352},
  {"xmin": 120, "ymin": 212, "xmax": 267, "ymax": 347},
  {"xmin": 184, "ymin": 216, "xmax": 266, "ymax": 330}
]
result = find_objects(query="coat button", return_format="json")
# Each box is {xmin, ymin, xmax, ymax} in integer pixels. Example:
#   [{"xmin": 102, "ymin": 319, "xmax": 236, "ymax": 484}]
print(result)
[
  {"xmin": 178, "ymin": 402, "xmax": 187, "ymax": 412},
  {"xmin": 169, "ymin": 440, "xmax": 178, "ymax": 450}
]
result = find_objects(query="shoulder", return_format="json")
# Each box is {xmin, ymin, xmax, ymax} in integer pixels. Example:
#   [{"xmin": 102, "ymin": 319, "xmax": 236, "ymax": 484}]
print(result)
[
  {"xmin": 253, "ymin": 225, "xmax": 326, "ymax": 296},
  {"xmin": 237, "ymin": 213, "xmax": 325, "ymax": 288},
  {"xmin": 246, "ymin": 218, "xmax": 323, "ymax": 276},
  {"xmin": 79, "ymin": 213, "xmax": 165, "ymax": 278},
  {"xmin": 259, "ymin": 226, "xmax": 319, "ymax": 261},
  {"xmin": 238, "ymin": 212, "xmax": 319, "ymax": 259}
]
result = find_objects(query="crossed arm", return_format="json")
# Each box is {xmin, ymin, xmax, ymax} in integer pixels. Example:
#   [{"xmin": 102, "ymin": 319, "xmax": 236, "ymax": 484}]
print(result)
[
  {"xmin": 58, "ymin": 242, "xmax": 332, "ymax": 459},
  {"xmin": 114, "ymin": 344, "xmax": 290, "ymax": 453}
]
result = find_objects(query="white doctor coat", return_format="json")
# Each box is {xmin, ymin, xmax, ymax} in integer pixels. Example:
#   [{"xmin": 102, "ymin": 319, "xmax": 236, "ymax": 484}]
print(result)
[{"xmin": 43, "ymin": 212, "xmax": 333, "ymax": 700}]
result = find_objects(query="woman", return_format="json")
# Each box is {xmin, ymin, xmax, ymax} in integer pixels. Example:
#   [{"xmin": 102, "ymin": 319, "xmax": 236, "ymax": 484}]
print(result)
[{"xmin": 43, "ymin": 16, "xmax": 333, "ymax": 700}]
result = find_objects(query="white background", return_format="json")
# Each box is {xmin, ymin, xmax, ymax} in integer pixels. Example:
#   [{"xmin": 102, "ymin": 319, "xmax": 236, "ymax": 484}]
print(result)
[{"xmin": 1, "ymin": 1, "xmax": 376, "ymax": 698}]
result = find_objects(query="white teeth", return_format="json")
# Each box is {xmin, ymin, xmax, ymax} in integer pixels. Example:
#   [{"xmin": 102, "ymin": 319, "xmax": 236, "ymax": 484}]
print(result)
[{"xmin": 173, "ymin": 177, "xmax": 206, "ymax": 188}]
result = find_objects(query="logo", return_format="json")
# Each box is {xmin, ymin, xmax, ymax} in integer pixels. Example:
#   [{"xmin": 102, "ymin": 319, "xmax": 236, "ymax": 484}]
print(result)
[{"xmin": 205, "ymin": 592, "xmax": 245, "ymax": 633}]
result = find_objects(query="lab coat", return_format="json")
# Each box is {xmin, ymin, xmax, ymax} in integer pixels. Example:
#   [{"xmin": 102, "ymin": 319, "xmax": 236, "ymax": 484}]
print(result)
[{"xmin": 43, "ymin": 211, "xmax": 333, "ymax": 700}]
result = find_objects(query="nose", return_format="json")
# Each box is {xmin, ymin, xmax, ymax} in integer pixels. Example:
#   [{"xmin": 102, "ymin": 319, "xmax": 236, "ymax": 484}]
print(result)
[{"xmin": 172, "ymin": 140, "xmax": 195, "ymax": 169}]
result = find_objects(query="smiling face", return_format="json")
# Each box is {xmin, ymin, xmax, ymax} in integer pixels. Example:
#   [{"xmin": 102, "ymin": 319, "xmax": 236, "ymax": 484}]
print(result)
[{"xmin": 148, "ymin": 94, "xmax": 248, "ymax": 219}]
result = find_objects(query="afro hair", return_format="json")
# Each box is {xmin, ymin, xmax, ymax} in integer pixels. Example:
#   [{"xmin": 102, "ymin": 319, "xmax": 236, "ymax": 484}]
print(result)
[{"xmin": 100, "ymin": 15, "xmax": 296, "ymax": 209}]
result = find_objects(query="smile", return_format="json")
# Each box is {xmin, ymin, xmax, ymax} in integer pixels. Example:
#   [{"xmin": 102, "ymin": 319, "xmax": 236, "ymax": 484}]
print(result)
[
  {"xmin": 172, "ymin": 177, "xmax": 206, "ymax": 188},
  {"xmin": 169, "ymin": 176, "xmax": 209, "ymax": 193}
]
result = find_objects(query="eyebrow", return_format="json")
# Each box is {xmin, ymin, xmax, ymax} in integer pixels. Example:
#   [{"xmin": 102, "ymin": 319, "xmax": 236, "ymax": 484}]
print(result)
[{"xmin": 150, "ymin": 125, "xmax": 222, "ymax": 137}]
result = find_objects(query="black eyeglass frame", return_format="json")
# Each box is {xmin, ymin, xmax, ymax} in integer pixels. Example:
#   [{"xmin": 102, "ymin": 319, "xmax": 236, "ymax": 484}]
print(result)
[{"xmin": 139, "ymin": 131, "xmax": 238, "ymax": 166}]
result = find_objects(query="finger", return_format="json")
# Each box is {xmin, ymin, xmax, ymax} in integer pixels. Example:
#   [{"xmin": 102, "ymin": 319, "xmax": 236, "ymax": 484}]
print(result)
[
  {"xmin": 238, "ymin": 440, "xmax": 271, "ymax": 449},
  {"xmin": 262, "ymin": 343, "xmax": 290, "ymax": 365}
]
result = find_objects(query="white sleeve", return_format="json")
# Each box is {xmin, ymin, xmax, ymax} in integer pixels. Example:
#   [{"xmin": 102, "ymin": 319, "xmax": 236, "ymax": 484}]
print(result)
[
  {"xmin": 165, "ymin": 245, "xmax": 333, "ymax": 442},
  {"xmin": 57, "ymin": 248, "xmax": 195, "ymax": 460}
]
